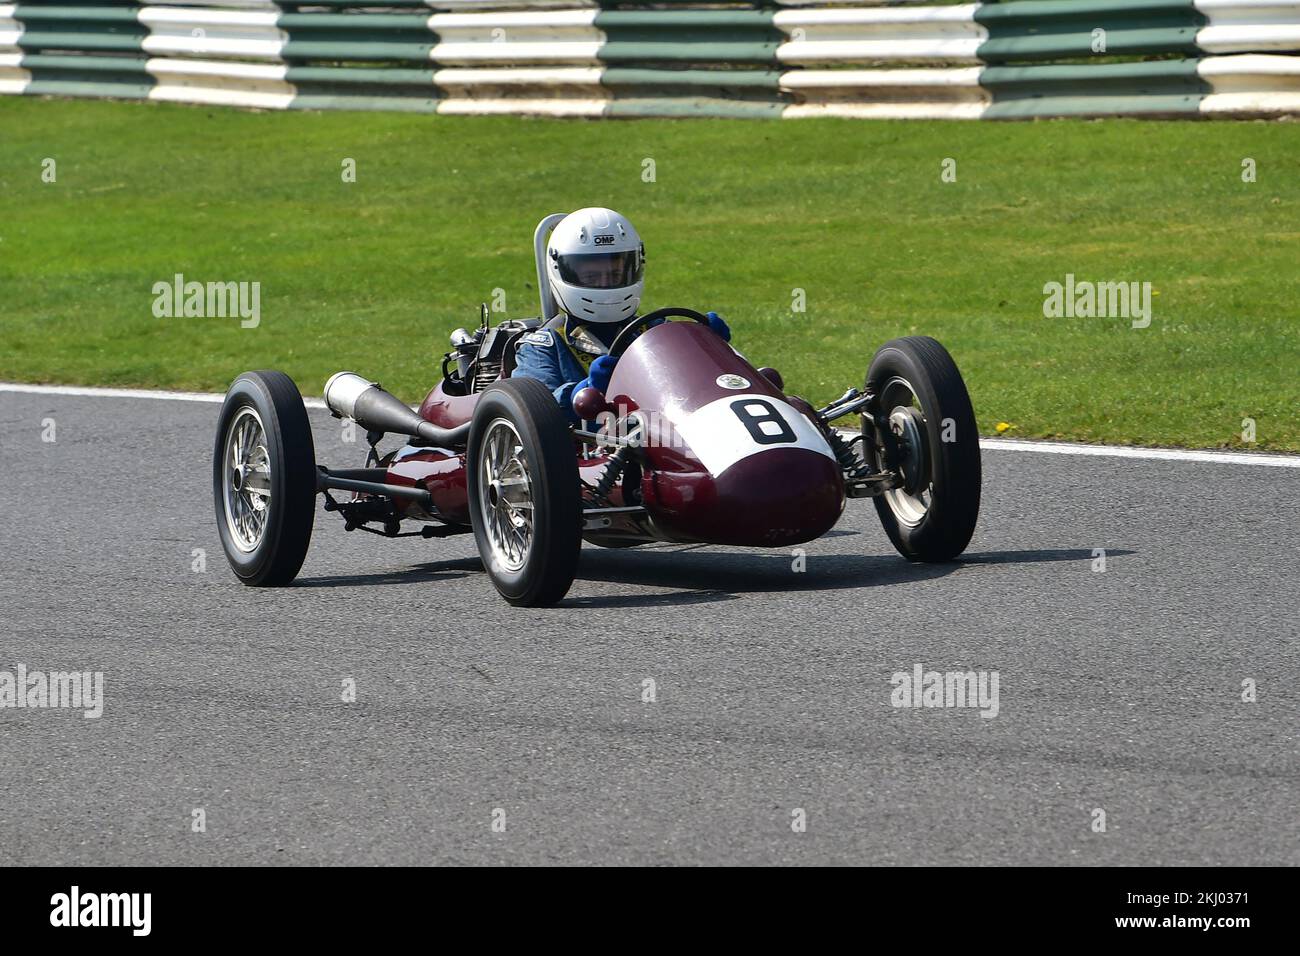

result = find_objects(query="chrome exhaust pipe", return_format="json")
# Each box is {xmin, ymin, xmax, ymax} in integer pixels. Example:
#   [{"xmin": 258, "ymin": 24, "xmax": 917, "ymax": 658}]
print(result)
[{"xmin": 323, "ymin": 372, "xmax": 469, "ymax": 447}]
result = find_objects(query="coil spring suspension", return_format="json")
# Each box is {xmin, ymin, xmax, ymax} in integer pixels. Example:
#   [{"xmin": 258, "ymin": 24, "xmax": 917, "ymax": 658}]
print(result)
[
  {"xmin": 590, "ymin": 417, "xmax": 643, "ymax": 502},
  {"xmin": 592, "ymin": 447, "xmax": 628, "ymax": 500},
  {"xmin": 825, "ymin": 425, "xmax": 873, "ymax": 482}
]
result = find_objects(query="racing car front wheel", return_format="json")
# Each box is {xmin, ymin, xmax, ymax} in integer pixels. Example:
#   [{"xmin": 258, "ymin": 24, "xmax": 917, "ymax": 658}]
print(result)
[
  {"xmin": 467, "ymin": 378, "xmax": 582, "ymax": 607},
  {"xmin": 865, "ymin": 336, "xmax": 981, "ymax": 562},
  {"xmin": 213, "ymin": 370, "xmax": 317, "ymax": 586}
]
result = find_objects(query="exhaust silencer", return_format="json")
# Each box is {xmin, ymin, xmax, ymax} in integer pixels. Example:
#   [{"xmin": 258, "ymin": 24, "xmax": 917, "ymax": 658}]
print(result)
[{"xmin": 323, "ymin": 372, "xmax": 470, "ymax": 447}]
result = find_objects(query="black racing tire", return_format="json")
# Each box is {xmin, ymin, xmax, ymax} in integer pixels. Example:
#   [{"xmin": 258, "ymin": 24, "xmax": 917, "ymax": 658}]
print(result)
[
  {"xmin": 213, "ymin": 370, "xmax": 317, "ymax": 586},
  {"xmin": 467, "ymin": 378, "xmax": 581, "ymax": 606},
  {"xmin": 865, "ymin": 336, "xmax": 981, "ymax": 562}
]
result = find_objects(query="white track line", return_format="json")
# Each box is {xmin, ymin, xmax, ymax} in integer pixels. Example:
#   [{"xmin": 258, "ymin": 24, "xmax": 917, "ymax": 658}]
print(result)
[
  {"xmin": 0, "ymin": 381, "xmax": 327, "ymax": 409},
  {"xmin": 3, "ymin": 381, "xmax": 1298, "ymax": 468},
  {"xmin": 977, "ymin": 437, "xmax": 1298, "ymax": 468}
]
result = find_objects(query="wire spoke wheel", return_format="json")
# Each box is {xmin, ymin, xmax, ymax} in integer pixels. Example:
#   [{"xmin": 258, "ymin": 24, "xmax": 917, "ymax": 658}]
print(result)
[
  {"xmin": 223, "ymin": 407, "xmax": 273, "ymax": 552},
  {"xmin": 479, "ymin": 418, "xmax": 535, "ymax": 573},
  {"xmin": 212, "ymin": 371, "xmax": 317, "ymax": 586},
  {"xmin": 467, "ymin": 378, "xmax": 581, "ymax": 606}
]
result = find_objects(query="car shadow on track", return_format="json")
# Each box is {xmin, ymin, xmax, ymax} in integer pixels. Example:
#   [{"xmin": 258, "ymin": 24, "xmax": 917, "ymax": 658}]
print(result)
[
  {"xmin": 568, "ymin": 546, "xmax": 1133, "ymax": 604},
  {"xmin": 573, "ymin": 549, "xmax": 946, "ymax": 597},
  {"xmin": 290, "ymin": 548, "xmax": 1131, "ymax": 603},
  {"xmin": 293, "ymin": 557, "xmax": 482, "ymax": 588},
  {"xmin": 961, "ymin": 547, "xmax": 1135, "ymax": 565},
  {"xmin": 564, "ymin": 588, "xmax": 736, "ymax": 609}
]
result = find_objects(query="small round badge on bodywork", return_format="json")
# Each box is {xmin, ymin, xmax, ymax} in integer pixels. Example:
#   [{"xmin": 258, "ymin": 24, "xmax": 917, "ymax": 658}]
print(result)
[{"xmin": 716, "ymin": 374, "xmax": 750, "ymax": 390}]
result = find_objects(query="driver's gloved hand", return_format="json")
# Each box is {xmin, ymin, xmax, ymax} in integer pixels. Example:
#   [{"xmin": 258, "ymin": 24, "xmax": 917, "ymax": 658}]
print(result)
[
  {"xmin": 587, "ymin": 354, "xmax": 617, "ymax": 392},
  {"xmin": 570, "ymin": 354, "xmax": 618, "ymax": 416},
  {"xmin": 705, "ymin": 311, "xmax": 731, "ymax": 342}
]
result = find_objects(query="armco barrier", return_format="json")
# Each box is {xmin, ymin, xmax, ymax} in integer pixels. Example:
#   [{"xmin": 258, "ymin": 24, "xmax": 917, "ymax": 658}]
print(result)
[{"xmin": 0, "ymin": 1, "xmax": 1297, "ymax": 117}]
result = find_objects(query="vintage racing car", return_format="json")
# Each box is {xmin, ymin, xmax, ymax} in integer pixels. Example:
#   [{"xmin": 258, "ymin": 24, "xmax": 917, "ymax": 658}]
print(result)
[{"xmin": 213, "ymin": 214, "xmax": 982, "ymax": 606}]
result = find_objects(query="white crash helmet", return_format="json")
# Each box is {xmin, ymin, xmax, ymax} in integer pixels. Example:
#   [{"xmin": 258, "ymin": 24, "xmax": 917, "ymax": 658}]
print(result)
[{"xmin": 547, "ymin": 207, "xmax": 645, "ymax": 324}]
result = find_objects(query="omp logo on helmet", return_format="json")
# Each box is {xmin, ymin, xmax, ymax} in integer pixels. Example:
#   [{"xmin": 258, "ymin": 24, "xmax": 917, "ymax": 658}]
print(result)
[{"xmin": 593, "ymin": 234, "xmax": 616, "ymax": 246}]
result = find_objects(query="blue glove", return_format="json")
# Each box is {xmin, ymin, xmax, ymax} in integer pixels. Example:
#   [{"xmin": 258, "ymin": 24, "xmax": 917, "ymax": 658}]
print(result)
[
  {"xmin": 587, "ymin": 354, "xmax": 617, "ymax": 392},
  {"xmin": 570, "ymin": 354, "xmax": 618, "ymax": 416},
  {"xmin": 706, "ymin": 311, "xmax": 731, "ymax": 342}
]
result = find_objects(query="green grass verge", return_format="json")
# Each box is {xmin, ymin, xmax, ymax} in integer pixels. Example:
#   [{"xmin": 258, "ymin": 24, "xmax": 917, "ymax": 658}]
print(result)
[{"xmin": 1, "ymin": 97, "xmax": 1297, "ymax": 450}]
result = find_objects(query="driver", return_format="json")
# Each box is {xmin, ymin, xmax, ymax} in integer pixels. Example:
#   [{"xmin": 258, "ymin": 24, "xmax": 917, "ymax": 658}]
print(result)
[{"xmin": 512, "ymin": 207, "xmax": 730, "ymax": 422}]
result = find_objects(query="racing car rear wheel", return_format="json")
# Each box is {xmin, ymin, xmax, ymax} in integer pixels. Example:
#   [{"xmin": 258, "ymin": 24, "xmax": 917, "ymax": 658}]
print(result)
[
  {"xmin": 865, "ymin": 336, "xmax": 981, "ymax": 562},
  {"xmin": 467, "ymin": 378, "xmax": 581, "ymax": 606},
  {"xmin": 213, "ymin": 370, "xmax": 317, "ymax": 586}
]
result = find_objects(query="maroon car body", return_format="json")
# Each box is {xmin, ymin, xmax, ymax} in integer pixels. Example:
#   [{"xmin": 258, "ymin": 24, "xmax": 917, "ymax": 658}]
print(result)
[{"xmin": 385, "ymin": 319, "xmax": 845, "ymax": 549}]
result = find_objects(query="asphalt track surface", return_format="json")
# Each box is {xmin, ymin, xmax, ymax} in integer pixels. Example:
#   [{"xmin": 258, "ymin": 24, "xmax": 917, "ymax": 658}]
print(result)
[{"xmin": 1, "ymin": 389, "xmax": 1296, "ymax": 866}]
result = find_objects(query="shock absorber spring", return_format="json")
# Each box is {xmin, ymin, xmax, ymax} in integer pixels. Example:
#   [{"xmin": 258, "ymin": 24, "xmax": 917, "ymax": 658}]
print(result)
[
  {"xmin": 824, "ymin": 424, "xmax": 872, "ymax": 482},
  {"xmin": 591, "ymin": 416, "xmax": 643, "ymax": 502},
  {"xmin": 594, "ymin": 445, "xmax": 630, "ymax": 500}
]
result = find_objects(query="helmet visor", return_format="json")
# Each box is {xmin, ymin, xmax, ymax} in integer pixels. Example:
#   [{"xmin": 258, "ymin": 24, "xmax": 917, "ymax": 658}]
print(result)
[{"xmin": 555, "ymin": 250, "xmax": 643, "ymax": 290}]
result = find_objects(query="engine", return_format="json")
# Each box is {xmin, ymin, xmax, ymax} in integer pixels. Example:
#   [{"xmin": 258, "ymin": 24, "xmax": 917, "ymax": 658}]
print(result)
[{"xmin": 442, "ymin": 316, "xmax": 542, "ymax": 395}]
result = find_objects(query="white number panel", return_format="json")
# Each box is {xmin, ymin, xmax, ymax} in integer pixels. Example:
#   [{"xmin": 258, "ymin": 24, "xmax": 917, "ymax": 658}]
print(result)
[{"xmin": 669, "ymin": 393, "xmax": 836, "ymax": 477}]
